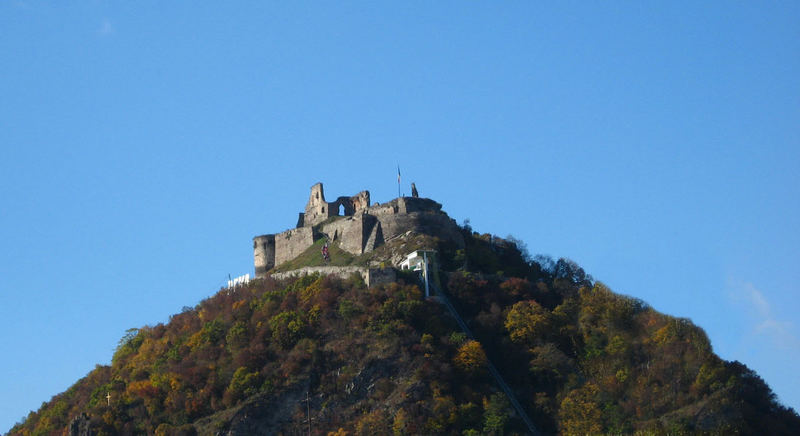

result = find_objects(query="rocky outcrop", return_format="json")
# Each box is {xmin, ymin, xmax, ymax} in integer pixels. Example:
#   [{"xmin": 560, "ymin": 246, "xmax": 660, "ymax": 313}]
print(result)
[
  {"xmin": 68, "ymin": 414, "xmax": 91, "ymax": 436},
  {"xmin": 220, "ymin": 386, "xmax": 308, "ymax": 436}
]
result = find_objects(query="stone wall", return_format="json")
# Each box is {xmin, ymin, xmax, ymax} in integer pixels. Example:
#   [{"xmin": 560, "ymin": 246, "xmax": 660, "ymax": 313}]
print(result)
[
  {"xmin": 347, "ymin": 191, "xmax": 370, "ymax": 214},
  {"xmin": 271, "ymin": 265, "xmax": 366, "ymax": 281},
  {"xmin": 253, "ymin": 183, "xmax": 464, "ymax": 279},
  {"xmin": 303, "ymin": 182, "xmax": 371, "ymax": 227},
  {"xmin": 365, "ymin": 267, "xmax": 396, "ymax": 287},
  {"xmin": 270, "ymin": 265, "xmax": 396, "ymax": 287},
  {"xmin": 304, "ymin": 183, "xmax": 333, "ymax": 227},
  {"xmin": 319, "ymin": 213, "xmax": 383, "ymax": 256},
  {"xmin": 371, "ymin": 210, "xmax": 463, "ymax": 247},
  {"xmin": 274, "ymin": 227, "xmax": 314, "ymax": 267},
  {"xmin": 253, "ymin": 234, "xmax": 276, "ymax": 277},
  {"xmin": 320, "ymin": 216, "xmax": 365, "ymax": 255}
]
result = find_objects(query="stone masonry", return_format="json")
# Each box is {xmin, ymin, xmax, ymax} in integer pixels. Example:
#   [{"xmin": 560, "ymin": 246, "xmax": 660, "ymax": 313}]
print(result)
[
  {"xmin": 270, "ymin": 266, "xmax": 397, "ymax": 287},
  {"xmin": 253, "ymin": 182, "xmax": 463, "ymax": 278}
]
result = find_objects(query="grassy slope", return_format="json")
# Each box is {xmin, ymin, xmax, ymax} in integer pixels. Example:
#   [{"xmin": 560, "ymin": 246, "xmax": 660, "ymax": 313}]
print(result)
[{"xmin": 272, "ymin": 238, "xmax": 360, "ymax": 272}]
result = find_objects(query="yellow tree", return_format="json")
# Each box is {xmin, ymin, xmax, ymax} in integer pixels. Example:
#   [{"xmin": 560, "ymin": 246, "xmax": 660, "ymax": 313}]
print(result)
[
  {"xmin": 558, "ymin": 382, "xmax": 603, "ymax": 435},
  {"xmin": 505, "ymin": 300, "xmax": 552, "ymax": 345},
  {"xmin": 454, "ymin": 340, "xmax": 488, "ymax": 376}
]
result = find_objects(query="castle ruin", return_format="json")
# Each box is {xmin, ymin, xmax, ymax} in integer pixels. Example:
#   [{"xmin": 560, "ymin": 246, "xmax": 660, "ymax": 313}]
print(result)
[{"xmin": 253, "ymin": 182, "xmax": 463, "ymax": 278}]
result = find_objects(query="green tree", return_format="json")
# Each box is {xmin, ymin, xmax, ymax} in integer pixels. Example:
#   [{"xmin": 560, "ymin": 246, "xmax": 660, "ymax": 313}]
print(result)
[
  {"xmin": 112, "ymin": 328, "xmax": 142, "ymax": 365},
  {"xmin": 483, "ymin": 393, "xmax": 510, "ymax": 435},
  {"xmin": 269, "ymin": 311, "xmax": 306, "ymax": 348},
  {"xmin": 392, "ymin": 408, "xmax": 408, "ymax": 436},
  {"xmin": 225, "ymin": 321, "xmax": 248, "ymax": 351},
  {"xmin": 225, "ymin": 367, "xmax": 262, "ymax": 405}
]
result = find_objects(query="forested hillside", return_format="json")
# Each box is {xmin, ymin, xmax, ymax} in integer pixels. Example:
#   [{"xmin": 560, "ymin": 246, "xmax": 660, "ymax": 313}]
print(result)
[{"xmin": 10, "ymin": 225, "xmax": 800, "ymax": 435}]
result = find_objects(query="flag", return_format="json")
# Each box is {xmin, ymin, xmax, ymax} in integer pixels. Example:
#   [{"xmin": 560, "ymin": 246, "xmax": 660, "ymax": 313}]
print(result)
[{"xmin": 397, "ymin": 165, "xmax": 401, "ymax": 184}]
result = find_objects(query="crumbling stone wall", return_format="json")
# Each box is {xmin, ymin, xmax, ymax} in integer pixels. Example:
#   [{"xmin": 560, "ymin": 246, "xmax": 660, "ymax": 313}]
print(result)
[
  {"xmin": 303, "ymin": 183, "xmax": 332, "ymax": 227},
  {"xmin": 320, "ymin": 216, "xmax": 365, "ymax": 255},
  {"xmin": 303, "ymin": 182, "xmax": 370, "ymax": 227},
  {"xmin": 253, "ymin": 234, "xmax": 275, "ymax": 277},
  {"xmin": 253, "ymin": 183, "xmax": 463, "ymax": 279},
  {"xmin": 319, "ymin": 213, "xmax": 382, "ymax": 256},
  {"xmin": 367, "ymin": 197, "xmax": 460, "ymax": 243}
]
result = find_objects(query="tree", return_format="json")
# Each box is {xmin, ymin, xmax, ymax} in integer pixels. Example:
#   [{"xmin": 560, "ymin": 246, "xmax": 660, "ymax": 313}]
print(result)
[
  {"xmin": 269, "ymin": 311, "xmax": 306, "ymax": 348},
  {"xmin": 454, "ymin": 340, "xmax": 488, "ymax": 376},
  {"xmin": 225, "ymin": 321, "xmax": 248, "ymax": 352},
  {"xmin": 558, "ymin": 383, "xmax": 603, "ymax": 435},
  {"xmin": 112, "ymin": 328, "xmax": 142, "ymax": 365},
  {"xmin": 483, "ymin": 393, "xmax": 510, "ymax": 435},
  {"xmin": 505, "ymin": 300, "xmax": 552, "ymax": 345},
  {"xmin": 355, "ymin": 410, "xmax": 391, "ymax": 436},
  {"xmin": 529, "ymin": 343, "xmax": 574, "ymax": 382},
  {"xmin": 392, "ymin": 408, "xmax": 409, "ymax": 436},
  {"xmin": 224, "ymin": 367, "xmax": 262, "ymax": 406}
]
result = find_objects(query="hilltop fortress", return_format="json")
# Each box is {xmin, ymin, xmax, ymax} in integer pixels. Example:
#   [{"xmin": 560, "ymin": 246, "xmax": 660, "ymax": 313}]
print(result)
[{"xmin": 253, "ymin": 183, "xmax": 463, "ymax": 278}]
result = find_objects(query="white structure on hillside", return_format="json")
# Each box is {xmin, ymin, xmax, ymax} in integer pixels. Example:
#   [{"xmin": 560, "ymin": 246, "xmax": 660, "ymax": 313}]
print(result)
[
  {"xmin": 399, "ymin": 249, "xmax": 435, "ymax": 271},
  {"xmin": 227, "ymin": 273, "xmax": 250, "ymax": 289},
  {"xmin": 400, "ymin": 250, "xmax": 437, "ymax": 297}
]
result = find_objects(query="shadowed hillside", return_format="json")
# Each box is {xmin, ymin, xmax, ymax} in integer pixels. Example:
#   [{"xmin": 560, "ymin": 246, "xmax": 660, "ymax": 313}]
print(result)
[{"xmin": 9, "ymin": 224, "xmax": 800, "ymax": 435}]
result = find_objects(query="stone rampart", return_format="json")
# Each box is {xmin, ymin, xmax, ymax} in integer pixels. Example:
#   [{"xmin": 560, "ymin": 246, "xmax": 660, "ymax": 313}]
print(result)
[
  {"xmin": 320, "ymin": 216, "xmax": 366, "ymax": 255},
  {"xmin": 270, "ymin": 265, "xmax": 396, "ymax": 287},
  {"xmin": 374, "ymin": 211, "xmax": 462, "ymax": 244},
  {"xmin": 253, "ymin": 183, "xmax": 463, "ymax": 279},
  {"xmin": 319, "ymin": 213, "xmax": 383, "ymax": 256},
  {"xmin": 274, "ymin": 227, "xmax": 314, "ymax": 266},
  {"xmin": 270, "ymin": 266, "xmax": 366, "ymax": 282}
]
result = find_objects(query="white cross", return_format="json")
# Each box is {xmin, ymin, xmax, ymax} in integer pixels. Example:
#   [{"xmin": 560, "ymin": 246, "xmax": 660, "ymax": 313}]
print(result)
[{"xmin": 106, "ymin": 392, "xmax": 111, "ymax": 406}]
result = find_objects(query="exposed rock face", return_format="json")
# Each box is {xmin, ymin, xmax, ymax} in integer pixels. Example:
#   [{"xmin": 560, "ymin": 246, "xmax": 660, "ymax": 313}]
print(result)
[
  {"xmin": 220, "ymin": 386, "xmax": 307, "ymax": 435},
  {"xmin": 68, "ymin": 414, "xmax": 91, "ymax": 436},
  {"xmin": 253, "ymin": 183, "xmax": 464, "ymax": 277},
  {"xmin": 218, "ymin": 360, "xmax": 398, "ymax": 435}
]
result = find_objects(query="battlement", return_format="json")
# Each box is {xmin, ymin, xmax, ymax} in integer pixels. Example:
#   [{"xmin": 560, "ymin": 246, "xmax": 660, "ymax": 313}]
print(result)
[{"xmin": 253, "ymin": 182, "xmax": 461, "ymax": 278}]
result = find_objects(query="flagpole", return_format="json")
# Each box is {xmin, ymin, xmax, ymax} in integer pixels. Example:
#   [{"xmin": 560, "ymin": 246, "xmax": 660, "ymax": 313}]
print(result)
[{"xmin": 397, "ymin": 165, "xmax": 401, "ymax": 198}]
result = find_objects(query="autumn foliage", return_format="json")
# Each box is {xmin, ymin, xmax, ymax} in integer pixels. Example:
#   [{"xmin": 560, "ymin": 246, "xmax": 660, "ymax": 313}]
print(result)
[{"xmin": 9, "ymin": 225, "xmax": 800, "ymax": 435}]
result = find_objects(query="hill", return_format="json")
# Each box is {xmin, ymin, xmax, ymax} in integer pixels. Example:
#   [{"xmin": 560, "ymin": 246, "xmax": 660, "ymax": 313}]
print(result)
[{"xmin": 8, "ymin": 222, "xmax": 800, "ymax": 435}]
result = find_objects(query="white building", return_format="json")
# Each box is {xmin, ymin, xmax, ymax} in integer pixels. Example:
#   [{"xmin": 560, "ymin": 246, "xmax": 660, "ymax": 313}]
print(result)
[
  {"xmin": 400, "ymin": 250, "xmax": 437, "ymax": 297},
  {"xmin": 399, "ymin": 249, "xmax": 436, "ymax": 271}
]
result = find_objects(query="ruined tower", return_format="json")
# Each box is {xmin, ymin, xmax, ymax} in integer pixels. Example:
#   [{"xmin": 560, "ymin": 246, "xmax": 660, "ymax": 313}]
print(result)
[
  {"xmin": 302, "ymin": 182, "xmax": 371, "ymax": 228},
  {"xmin": 253, "ymin": 234, "xmax": 275, "ymax": 277},
  {"xmin": 303, "ymin": 183, "xmax": 333, "ymax": 227}
]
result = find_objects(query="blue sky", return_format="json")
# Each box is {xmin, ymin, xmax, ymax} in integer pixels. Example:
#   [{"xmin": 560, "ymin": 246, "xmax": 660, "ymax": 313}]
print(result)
[{"xmin": 1, "ymin": 1, "xmax": 798, "ymax": 431}]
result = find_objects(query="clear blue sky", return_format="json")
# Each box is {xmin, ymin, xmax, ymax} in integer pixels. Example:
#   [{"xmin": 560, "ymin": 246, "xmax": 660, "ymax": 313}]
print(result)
[{"xmin": 1, "ymin": 2, "xmax": 798, "ymax": 431}]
